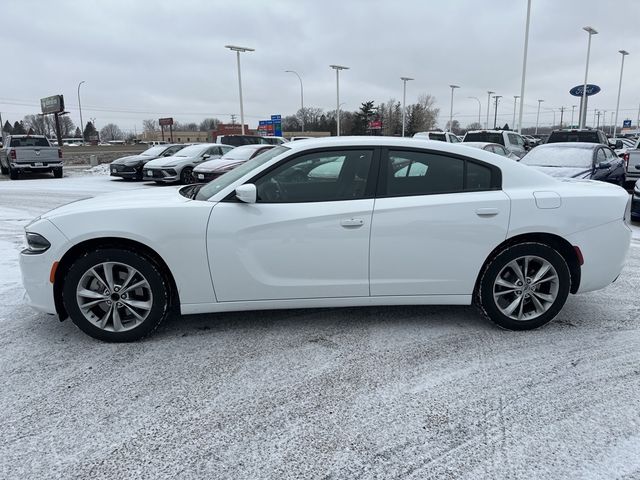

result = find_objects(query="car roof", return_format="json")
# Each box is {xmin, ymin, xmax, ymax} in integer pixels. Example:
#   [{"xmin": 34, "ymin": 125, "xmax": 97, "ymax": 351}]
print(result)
[{"xmin": 465, "ymin": 130, "xmax": 508, "ymax": 134}]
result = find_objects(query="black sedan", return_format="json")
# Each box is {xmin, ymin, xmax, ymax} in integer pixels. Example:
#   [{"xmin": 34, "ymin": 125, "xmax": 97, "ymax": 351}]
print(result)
[
  {"xmin": 632, "ymin": 179, "xmax": 640, "ymax": 222},
  {"xmin": 520, "ymin": 142, "xmax": 626, "ymax": 187},
  {"xmin": 110, "ymin": 144, "xmax": 186, "ymax": 180}
]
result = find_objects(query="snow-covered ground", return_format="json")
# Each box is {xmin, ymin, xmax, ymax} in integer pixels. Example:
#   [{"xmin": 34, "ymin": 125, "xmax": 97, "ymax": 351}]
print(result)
[{"xmin": 1, "ymin": 172, "xmax": 639, "ymax": 479}]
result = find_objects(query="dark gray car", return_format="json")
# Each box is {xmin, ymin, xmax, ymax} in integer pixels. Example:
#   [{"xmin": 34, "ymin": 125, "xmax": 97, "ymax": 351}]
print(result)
[{"xmin": 110, "ymin": 144, "xmax": 186, "ymax": 180}]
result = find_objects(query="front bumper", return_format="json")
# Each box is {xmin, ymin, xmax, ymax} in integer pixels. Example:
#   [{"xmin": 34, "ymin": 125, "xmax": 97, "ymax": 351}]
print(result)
[
  {"xmin": 194, "ymin": 171, "xmax": 223, "ymax": 182},
  {"xmin": 110, "ymin": 163, "xmax": 142, "ymax": 179},
  {"xmin": 143, "ymin": 167, "xmax": 178, "ymax": 183}
]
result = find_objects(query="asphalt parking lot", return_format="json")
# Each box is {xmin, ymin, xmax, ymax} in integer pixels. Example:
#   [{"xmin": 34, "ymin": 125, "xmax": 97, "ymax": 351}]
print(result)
[{"xmin": 1, "ymin": 172, "xmax": 640, "ymax": 479}]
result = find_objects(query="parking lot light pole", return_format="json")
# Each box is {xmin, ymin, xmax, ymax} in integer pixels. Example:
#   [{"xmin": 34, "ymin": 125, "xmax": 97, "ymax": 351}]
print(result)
[
  {"xmin": 486, "ymin": 91, "xmax": 494, "ymax": 129},
  {"xmin": 330, "ymin": 65, "xmax": 349, "ymax": 136},
  {"xmin": 493, "ymin": 95, "xmax": 502, "ymax": 129},
  {"xmin": 468, "ymin": 97, "xmax": 481, "ymax": 125},
  {"xmin": 225, "ymin": 45, "xmax": 254, "ymax": 135},
  {"xmin": 613, "ymin": 50, "xmax": 629, "ymax": 137},
  {"xmin": 400, "ymin": 77, "xmax": 414, "ymax": 137},
  {"xmin": 517, "ymin": 0, "xmax": 531, "ymax": 134},
  {"xmin": 571, "ymin": 105, "xmax": 577, "ymax": 127},
  {"xmin": 579, "ymin": 27, "xmax": 598, "ymax": 129},
  {"xmin": 449, "ymin": 85, "xmax": 460, "ymax": 132},
  {"xmin": 535, "ymin": 99, "xmax": 544, "ymax": 134},
  {"xmin": 512, "ymin": 96, "xmax": 520, "ymax": 130},
  {"xmin": 77, "ymin": 81, "xmax": 85, "ymax": 143},
  {"xmin": 285, "ymin": 70, "xmax": 304, "ymax": 132}
]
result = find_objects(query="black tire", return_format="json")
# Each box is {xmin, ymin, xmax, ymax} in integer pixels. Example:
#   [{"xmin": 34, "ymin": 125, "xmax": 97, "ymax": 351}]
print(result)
[
  {"xmin": 476, "ymin": 242, "xmax": 571, "ymax": 330},
  {"xmin": 180, "ymin": 167, "xmax": 194, "ymax": 184},
  {"xmin": 9, "ymin": 168, "xmax": 18, "ymax": 180},
  {"xmin": 53, "ymin": 168, "xmax": 63, "ymax": 178},
  {"xmin": 62, "ymin": 248, "xmax": 171, "ymax": 342},
  {"xmin": 0, "ymin": 163, "xmax": 7, "ymax": 175}
]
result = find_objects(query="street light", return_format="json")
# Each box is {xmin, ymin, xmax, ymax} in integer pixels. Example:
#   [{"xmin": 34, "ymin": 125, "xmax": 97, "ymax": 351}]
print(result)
[
  {"xmin": 400, "ymin": 77, "xmax": 414, "ymax": 137},
  {"xmin": 613, "ymin": 49, "xmax": 629, "ymax": 136},
  {"xmin": 579, "ymin": 27, "xmax": 598, "ymax": 129},
  {"xmin": 517, "ymin": 0, "xmax": 532, "ymax": 134},
  {"xmin": 449, "ymin": 85, "xmax": 460, "ymax": 132},
  {"xmin": 512, "ymin": 95, "xmax": 520, "ymax": 130},
  {"xmin": 535, "ymin": 99, "xmax": 544, "ymax": 134},
  {"xmin": 486, "ymin": 91, "xmax": 494, "ymax": 129},
  {"xmin": 225, "ymin": 45, "xmax": 254, "ymax": 135},
  {"xmin": 571, "ymin": 105, "xmax": 577, "ymax": 127},
  {"xmin": 285, "ymin": 70, "xmax": 304, "ymax": 132},
  {"xmin": 77, "ymin": 80, "xmax": 85, "ymax": 143},
  {"xmin": 468, "ymin": 97, "xmax": 481, "ymax": 125},
  {"xmin": 330, "ymin": 65, "xmax": 349, "ymax": 136},
  {"xmin": 492, "ymin": 95, "xmax": 502, "ymax": 129}
]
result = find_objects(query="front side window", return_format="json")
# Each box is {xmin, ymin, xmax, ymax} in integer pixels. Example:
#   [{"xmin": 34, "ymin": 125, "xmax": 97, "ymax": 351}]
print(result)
[
  {"xmin": 596, "ymin": 148, "xmax": 607, "ymax": 164},
  {"xmin": 254, "ymin": 149, "xmax": 373, "ymax": 203}
]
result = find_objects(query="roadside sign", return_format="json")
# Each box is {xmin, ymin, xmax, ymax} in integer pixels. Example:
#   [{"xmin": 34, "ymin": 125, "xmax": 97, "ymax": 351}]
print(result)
[
  {"xmin": 271, "ymin": 115, "xmax": 282, "ymax": 136},
  {"xmin": 623, "ymin": 119, "xmax": 632, "ymax": 128},
  {"xmin": 159, "ymin": 117, "xmax": 174, "ymax": 126},
  {"xmin": 40, "ymin": 95, "xmax": 65, "ymax": 115},
  {"xmin": 569, "ymin": 84, "xmax": 601, "ymax": 97}
]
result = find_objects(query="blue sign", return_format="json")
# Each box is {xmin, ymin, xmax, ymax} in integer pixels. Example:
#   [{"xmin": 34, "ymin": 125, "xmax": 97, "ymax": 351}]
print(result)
[
  {"xmin": 569, "ymin": 84, "xmax": 601, "ymax": 97},
  {"xmin": 271, "ymin": 115, "xmax": 281, "ymax": 121},
  {"xmin": 271, "ymin": 114, "xmax": 282, "ymax": 136},
  {"xmin": 623, "ymin": 119, "xmax": 632, "ymax": 128}
]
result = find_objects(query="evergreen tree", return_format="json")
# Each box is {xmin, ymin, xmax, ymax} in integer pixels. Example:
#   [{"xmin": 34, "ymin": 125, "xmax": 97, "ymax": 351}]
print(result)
[
  {"xmin": 83, "ymin": 121, "xmax": 97, "ymax": 141},
  {"xmin": 2, "ymin": 120, "xmax": 12, "ymax": 135},
  {"xmin": 13, "ymin": 121, "xmax": 26, "ymax": 134},
  {"xmin": 74, "ymin": 127, "xmax": 82, "ymax": 138}
]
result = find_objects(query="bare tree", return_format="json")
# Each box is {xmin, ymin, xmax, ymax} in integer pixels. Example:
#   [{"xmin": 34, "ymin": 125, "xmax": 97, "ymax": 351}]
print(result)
[
  {"xmin": 142, "ymin": 119, "xmax": 158, "ymax": 133},
  {"xmin": 23, "ymin": 115, "xmax": 48, "ymax": 136},
  {"xmin": 59, "ymin": 116, "xmax": 76, "ymax": 137},
  {"xmin": 199, "ymin": 118, "xmax": 220, "ymax": 131},
  {"xmin": 100, "ymin": 123, "xmax": 124, "ymax": 141}
]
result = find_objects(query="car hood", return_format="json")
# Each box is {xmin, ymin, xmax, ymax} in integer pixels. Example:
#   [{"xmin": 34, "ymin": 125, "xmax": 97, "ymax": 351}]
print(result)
[
  {"xmin": 111, "ymin": 154, "xmax": 155, "ymax": 165},
  {"xmin": 529, "ymin": 165, "xmax": 593, "ymax": 179},
  {"xmin": 41, "ymin": 186, "xmax": 189, "ymax": 220},
  {"xmin": 145, "ymin": 155, "xmax": 195, "ymax": 168},
  {"xmin": 194, "ymin": 158, "xmax": 244, "ymax": 173}
]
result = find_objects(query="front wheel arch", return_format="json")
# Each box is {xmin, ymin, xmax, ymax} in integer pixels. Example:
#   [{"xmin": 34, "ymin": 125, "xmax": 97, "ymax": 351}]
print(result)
[
  {"xmin": 473, "ymin": 232, "xmax": 581, "ymax": 298},
  {"xmin": 53, "ymin": 237, "xmax": 180, "ymax": 320}
]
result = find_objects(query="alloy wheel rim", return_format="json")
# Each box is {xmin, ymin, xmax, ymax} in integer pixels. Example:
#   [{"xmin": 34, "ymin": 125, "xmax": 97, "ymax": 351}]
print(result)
[
  {"xmin": 492, "ymin": 255, "xmax": 559, "ymax": 321},
  {"xmin": 76, "ymin": 261, "xmax": 153, "ymax": 332}
]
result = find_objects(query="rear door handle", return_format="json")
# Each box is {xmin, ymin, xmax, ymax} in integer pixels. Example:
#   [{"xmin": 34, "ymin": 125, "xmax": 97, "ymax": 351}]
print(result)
[
  {"xmin": 475, "ymin": 208, "xmax": 500, "ymax": 217},
  {"xmin": 341, "ymin": 217, "xmax": 365, "ymax": 227}
]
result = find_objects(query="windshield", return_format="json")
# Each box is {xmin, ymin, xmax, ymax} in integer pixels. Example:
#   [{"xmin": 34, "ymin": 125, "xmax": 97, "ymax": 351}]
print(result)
[
  {"xmin": 222, "ymin": 145, "xmax": 266, "ymax": 161},
  {"xmin": 464, "ymin": 132, "xmax": 504, "ymax": 145},
  {"xmin": 521, "ymin": 146, "xmax": 594, "ymax": 168},
  {"xmin": 10, "ymin": 137, "xmax": 50, "ymax": 147},
  {"xmin": 141, "ymin": 146, "xmax": 168, "ymax": 156},
  {"xmin": 174, "ymin": 144, "xmax": 208, "ymax": 157},
  {"xmin": 195, "ymin": 145, "xmax": 289, "ymax": 201}
]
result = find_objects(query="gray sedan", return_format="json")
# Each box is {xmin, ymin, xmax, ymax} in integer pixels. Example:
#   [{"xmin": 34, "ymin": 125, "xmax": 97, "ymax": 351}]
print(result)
[{"xmin": 143, "ymin": 144, "xmax": 234, "ymax": 184}]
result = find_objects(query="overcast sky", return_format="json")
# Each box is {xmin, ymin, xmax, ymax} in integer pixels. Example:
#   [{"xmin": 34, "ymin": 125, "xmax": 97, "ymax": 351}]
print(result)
[{"xmin": 3, "ymin": 0, "xmax": 640, "ymax": 132}]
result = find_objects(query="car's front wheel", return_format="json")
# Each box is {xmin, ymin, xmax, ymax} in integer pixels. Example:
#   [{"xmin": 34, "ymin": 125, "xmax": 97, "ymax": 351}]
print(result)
[
  {"xmin": 62, "ymin": 248, "xmax": 170, "ymax": 341},
  {"xmin": 180, "ymin": 167, "xmax": 194, "ymax": 184},
  {"xmin": 477, "ymin": 242, "xmax": 571, "ymax": 330}
]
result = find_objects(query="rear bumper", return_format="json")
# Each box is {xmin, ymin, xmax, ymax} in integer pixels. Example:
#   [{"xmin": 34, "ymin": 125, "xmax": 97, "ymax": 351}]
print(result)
[
  {"xmin": 11, "ymin": 162, "xmax": 62, "ymax": 173},
  {"xmin": 567, "ymin": 220, "xmax": 632, "ymax": 293}
]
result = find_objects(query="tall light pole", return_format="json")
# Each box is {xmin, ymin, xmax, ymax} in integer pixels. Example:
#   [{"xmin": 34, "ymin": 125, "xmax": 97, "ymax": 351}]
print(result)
[
  {"xmin": 468, "ymin": 96, "xmax": 481, "ymax": 125},
  {"xmin": 613, "ymin": 49, "xmax": 629, "ymax": 137},
  {"xmin": 77, "ymin": 80, "xmax": 85, "ymax": 143},
  {"xmin": 400, "ymin": 77, "xmax": 414, "ymax": 137},
  {"xmin": 330, "ymin": 65, "xmax": 349, "ymax": 136},
  {"xmin": 512, "ymin": 95, "xmax": 520, "ymax": 130},
  {"xmin": 579, "ymin": 27, "xmax": 598, "ymax": 129},
  {"xmin": 486, "ymin": 91, "xmax": 494, "ymax": 129},
  {"xmin": 517, "ymin": 0, "xmax": 532, "ymax": 134},
  {"xmin": 285, "ymin": 70, "xmax": 304, "ymax": 132},
  {"xmin": 535, "ymin": 99, "xmax": 544, "ymax": 134},
  {"xmin": 449, "ymin": 85, "xmax": 460, "ymax": 132},
  {"xmin": 493, "ymin": 95, "xmax": 502, "ymax": 129},
  {"xmin": 571, "ymin": 105, "xmax": 577, "ymax": 127},
  {"xmin": 610, "ymin": 111, "xmax": 615, "ymax": 135},
  {"xmin": 225, "ymin": 45, "xmax": 254, "ymax": 135}
]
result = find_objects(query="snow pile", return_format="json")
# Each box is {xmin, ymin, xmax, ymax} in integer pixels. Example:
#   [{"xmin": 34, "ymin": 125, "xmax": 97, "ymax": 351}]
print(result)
[{"xmin": 84, "ymin": 164, "xmax": 111, "ymax": 176}]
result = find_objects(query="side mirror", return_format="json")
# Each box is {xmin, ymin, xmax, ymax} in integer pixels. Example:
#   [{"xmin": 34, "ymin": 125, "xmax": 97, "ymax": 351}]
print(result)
[
  {"xmin": 163, "ymin": 152, "xmax": 172, "ymax": 157},
  {"xmin": 596, "ymin": 161, "xmax": 611, "ymax": 170},
  {"xmin": 202, "ymin": 154, "xmax": 211, "ymax": 159},
  {"xmin": 235, "ymin": 184, "xmax": 257, "ymax": 203}
]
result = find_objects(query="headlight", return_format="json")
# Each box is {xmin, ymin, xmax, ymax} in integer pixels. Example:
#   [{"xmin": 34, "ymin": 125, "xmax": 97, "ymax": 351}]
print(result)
[{"xmin": 23, "ymin": 232, "xmax": 51, "ymax": 254}]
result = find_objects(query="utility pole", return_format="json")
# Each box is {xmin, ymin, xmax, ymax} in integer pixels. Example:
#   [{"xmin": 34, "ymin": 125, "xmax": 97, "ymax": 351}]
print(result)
[
  {"xmin": 512, "ymin": 95, "xmax": 520, "ymax": 130},
  {"xmin": 493, "ymin": 95, "xmax": 502, "ymax": 129},
  {"xmin": 230, "ymin": 114, "xmax": 237, "ymax": 125},
  {"xmin": 486, "ymin": 91, "xmax": 494, "ymax": 129},
  {"xmin": 535, "ymin": 99, "xmax": 544, "ymax": 134},
  {"xmin": 559, "ymin": 106, "xmax": 565, "ymax": 129}
]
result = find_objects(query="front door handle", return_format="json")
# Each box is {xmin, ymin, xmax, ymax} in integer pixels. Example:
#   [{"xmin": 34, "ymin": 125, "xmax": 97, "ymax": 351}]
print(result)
[
  {"xmin": 475, "ymin": 208, "xmax": 499, "ymax": 217},
  {"xmin": 341, "ymin": 218, "xmax": 365, "ymax": 227}
]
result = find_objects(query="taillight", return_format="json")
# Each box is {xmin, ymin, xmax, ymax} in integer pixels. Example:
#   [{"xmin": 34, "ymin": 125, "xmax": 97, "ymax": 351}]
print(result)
[
  {"xmin": 58, "ymin": 149, "xmax": 62, "ymax": 159},
  {"xmin": 9, "ymin": 149, "xmax": 16, "ymax": 160}
]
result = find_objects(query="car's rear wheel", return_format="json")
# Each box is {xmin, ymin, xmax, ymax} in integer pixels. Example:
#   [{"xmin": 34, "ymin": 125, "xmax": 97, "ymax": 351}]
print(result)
[
  {"xmin": 0, "ymin": 163, "xmax": 7, "ymax": 175},
  {"xmin": 477, "ymin": 242, "xmax": 571, "ymax": 330},
  {"xmin": 53, "ymin": 168, "xmax": 63, "ymax": 178},
  {"xmin": 62, "ymin": 248, "xmax": 170, "ymax": 342},
  {"xmin": 9, "ymin": 168, "xmax": 19, "ymax": 180},
  {"xmin": 180, "ymin": 167, "xmax": 194, "ymax": 184}
]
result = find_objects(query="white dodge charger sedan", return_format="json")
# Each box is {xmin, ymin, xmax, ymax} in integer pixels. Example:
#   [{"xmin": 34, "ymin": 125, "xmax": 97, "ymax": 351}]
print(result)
[{"xmin": 20, "ymin": 138, "xmax": 632, "ymax": 342}]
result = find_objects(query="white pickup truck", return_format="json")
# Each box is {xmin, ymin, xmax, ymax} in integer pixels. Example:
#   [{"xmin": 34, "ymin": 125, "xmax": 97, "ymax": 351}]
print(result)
[
  {"xmin": 626, "ymin": 138, "xmax": 640, "ymax": 183},
  {"xmin": 0, "ymin": 135, "xmax": 63, "ymax": 180}
]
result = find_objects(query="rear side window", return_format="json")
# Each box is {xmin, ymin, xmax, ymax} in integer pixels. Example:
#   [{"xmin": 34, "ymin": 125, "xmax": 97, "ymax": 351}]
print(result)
[
  {"xmin": 428, "ymin": 133, "xmax": 446, "ymax": 142},
  {"xmin": 10, "ymin": 137, "xmax": 50, "ymax": 147},
  {"xmin": 547, "ymin": 131, "xmax": 599, "ymax": 143},
  {"xmin": 383, "ymin": 150, "xmax": 499, "ymax": 197},
  {"xmin": 464, "ymin": 132, "xmax": 504, "ymax": 145}
]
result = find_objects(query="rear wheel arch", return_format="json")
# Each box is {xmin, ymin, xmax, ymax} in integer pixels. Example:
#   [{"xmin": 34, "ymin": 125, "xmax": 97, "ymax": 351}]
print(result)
[
  {"xmin": 53, "ymin": 237, "xmax": 180, "ymax": 320},
  {"xmin": 474, "ymin": 232, "xmax": 581, "ymax": 297}
]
